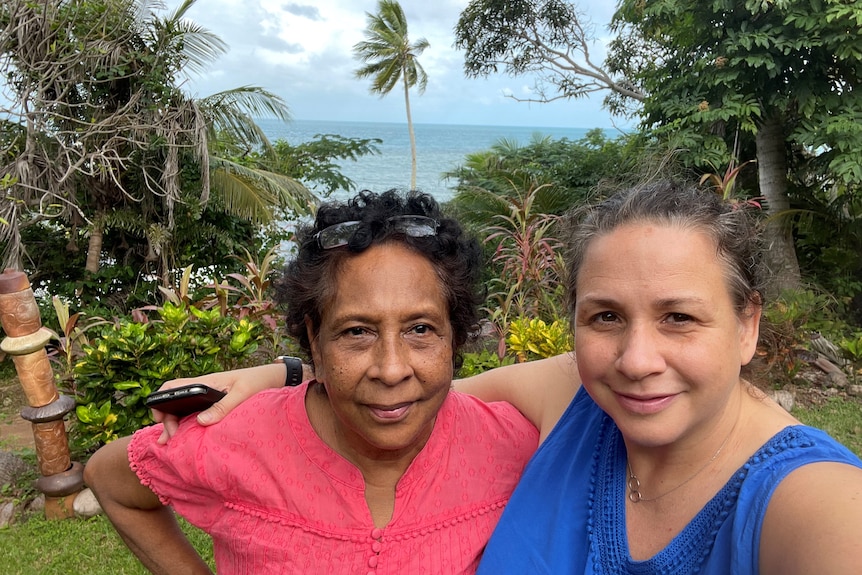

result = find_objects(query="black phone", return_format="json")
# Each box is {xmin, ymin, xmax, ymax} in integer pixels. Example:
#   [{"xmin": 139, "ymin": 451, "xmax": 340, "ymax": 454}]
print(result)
[{"xmin": 144, "ymin": 384, "xmax": 226, "ymax": 417}]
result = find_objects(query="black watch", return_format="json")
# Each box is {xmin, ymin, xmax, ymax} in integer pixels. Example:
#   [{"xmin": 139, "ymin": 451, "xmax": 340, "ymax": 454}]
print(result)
[{"xmin": 276, "ymin": 356, "xmax": 303, "ymax": 387}]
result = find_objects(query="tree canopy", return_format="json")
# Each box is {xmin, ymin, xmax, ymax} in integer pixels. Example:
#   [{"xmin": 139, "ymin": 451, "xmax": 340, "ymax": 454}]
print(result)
[
  {"xmin": 0, "ymin": 0, "xmax": 313, "ymax": 305},
  {"xmin": 454, "ymin": 0, "xmax": 862, "ymax": 295},
  {"xmin": 455, "ymin": 0, "xmax": 642, "ymax": 111},
  {"xmin": 610, "ymin": 0, "xmax": 862, "ymax": 292}
]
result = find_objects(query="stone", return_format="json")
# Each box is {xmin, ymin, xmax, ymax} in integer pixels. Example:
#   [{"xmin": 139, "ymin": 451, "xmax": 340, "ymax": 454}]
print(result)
[
  {"xmin": 768, "ymin": 389, "xmax": 795, "ymax": 412},
  {"xmin": 848, "ymin": 385, "xmax": 862, "ymax": 398},
  {"xmin": 812, "ymin": 356, "xmax": 849, "ymax": 388},
  {"xmin": 73, "ymin": 488, "xmax": 102, "ymax": 518},
  {"xmin": 0, "ymin": 450, "xmax": 29, "ymax": 486},
  {"xmin": 25, "ymin": 494, "xmax": 44, "ymax": 514},
  {"xmin": 0, "ymin": 500, "xmax": 17, "ymax": 528}
]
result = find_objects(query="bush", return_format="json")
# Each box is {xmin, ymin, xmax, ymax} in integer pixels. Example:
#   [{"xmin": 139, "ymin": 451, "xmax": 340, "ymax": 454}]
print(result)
[
  {"xmin": 458, "ymin": 349, "xmax": 515, "ymax": 378},
  {"xmin": 506, "ymin": 316, "xmax": 573, "ymax": 362},
  {"xmin": 70, "ymin": 301, "xmax": 267, "ymax": 452}
]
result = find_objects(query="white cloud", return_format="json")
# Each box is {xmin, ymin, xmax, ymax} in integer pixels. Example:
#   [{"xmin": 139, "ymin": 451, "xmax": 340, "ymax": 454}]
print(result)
[{"xmin": 169, "ymin": 0, "xmax": 631, "ymax": 129}]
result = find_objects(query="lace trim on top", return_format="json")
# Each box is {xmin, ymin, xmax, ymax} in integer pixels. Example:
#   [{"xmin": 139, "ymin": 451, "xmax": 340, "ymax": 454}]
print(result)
[{"xmin": 589, "ymin": 420, "xmax": 815, "ymax": 574}]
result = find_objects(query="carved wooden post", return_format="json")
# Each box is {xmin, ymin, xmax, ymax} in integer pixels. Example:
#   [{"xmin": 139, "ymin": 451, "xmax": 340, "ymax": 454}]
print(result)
[{"xmin": 0, "ymin": 269, "xmax": 83, "ymax": 519}]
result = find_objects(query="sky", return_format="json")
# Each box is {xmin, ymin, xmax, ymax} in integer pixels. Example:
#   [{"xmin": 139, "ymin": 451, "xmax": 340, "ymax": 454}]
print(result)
[{"xmin": 166, "ymin": 0, "xmax": 632, "ymax": 130}]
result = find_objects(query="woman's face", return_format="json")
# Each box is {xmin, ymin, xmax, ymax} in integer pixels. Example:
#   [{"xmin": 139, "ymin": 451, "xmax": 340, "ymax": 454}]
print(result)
[
  {"xmin": 309, "ymin": 242, "xmax": 454, "ymax": 462},
  {"xmin": 573, "ymin": 223, "xmax": 760, "ymax": 449}
]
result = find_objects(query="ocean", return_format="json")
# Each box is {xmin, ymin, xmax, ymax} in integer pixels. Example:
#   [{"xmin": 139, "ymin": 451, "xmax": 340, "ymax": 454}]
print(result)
[{"xmin": 257, "ymin": 119, "xmax": 596, "ymax": 202}]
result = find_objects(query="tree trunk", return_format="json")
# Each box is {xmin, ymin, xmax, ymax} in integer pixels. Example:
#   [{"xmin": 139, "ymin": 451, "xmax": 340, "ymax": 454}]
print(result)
[
  {"xmin": 403, "ymin": 73, "xmax": 418, "ymax": 190},
  {"xmin": 85, "ymin": 224, "xmax": 103, "ymax": 274},
  {"xmin": 755, "ymin": 116, "xmax": 801, "ymax": 296}
]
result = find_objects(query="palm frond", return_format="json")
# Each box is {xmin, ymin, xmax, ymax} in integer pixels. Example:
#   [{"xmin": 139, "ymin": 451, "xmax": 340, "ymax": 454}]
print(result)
[
  {"xmin": 353, "ymin": 0, "xmax": 427, "ymax": 97},
  {"xmin": 198, "ymin": 87, "xmax": 289, "ymax": 152},
  {"xmin": 209, "ymin": 157, "xmax": 315, "ymax": 222},
  {"xmin": 149, "ymin": 0, "xmax": 228, "ymax": 76}
]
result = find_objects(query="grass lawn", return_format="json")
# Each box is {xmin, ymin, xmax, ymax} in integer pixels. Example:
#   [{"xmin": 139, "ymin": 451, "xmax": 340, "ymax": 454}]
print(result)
[
  {"xmin": 0, "ymin": 514, "xmax": 213, "ymax": 575},
  {"xmin": 793, "ymin": 396, "xmax": 862, "ymax": 456}
]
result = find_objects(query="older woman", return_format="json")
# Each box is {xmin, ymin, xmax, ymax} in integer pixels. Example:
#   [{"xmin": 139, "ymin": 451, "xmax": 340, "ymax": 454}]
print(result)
[{"xmin": 84, "ymin": 190, "xmax": 538, "ymax": 574}]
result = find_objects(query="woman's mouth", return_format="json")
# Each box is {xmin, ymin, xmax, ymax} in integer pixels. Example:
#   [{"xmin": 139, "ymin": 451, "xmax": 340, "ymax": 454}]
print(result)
[
  {"xmin": 368, "ymin": 403, "xmax": 412, "ymax": 421},
  {"xmin": 615, "ymin": 392, "xmax": 677, "ymax": 415}
]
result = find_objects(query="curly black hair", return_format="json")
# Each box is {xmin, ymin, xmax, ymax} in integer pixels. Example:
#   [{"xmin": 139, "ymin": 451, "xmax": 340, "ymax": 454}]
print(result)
[{"xmin": 274, "ymin": 189, "xmax": 484, "ymax": 370}]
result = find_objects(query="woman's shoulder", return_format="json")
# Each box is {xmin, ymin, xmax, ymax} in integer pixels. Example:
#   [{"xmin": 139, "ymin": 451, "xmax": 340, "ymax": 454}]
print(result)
[
  {"xmin": 757, "ymin": 429, "xmax": 862, "ymax": 573},
  {"xmin": 454, "ymin": 353, "xmax": 580, "ymax": 441},
  {"xmin": 445, "ymin": 391, "xmax": 539, "ymax": 442},
  {"xmin": 200, "ymin": 385, "xmax": 304, "ymax": 438}
]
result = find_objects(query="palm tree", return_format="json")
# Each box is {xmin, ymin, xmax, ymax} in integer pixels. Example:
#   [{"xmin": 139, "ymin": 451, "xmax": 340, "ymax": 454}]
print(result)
[
  {"xmin": 0, "ymin": 0, "xmax": 313, "ymax": 281},
  {"xmin": 353, "ymin": 0, "xmax": 429, "ymax": 190}
]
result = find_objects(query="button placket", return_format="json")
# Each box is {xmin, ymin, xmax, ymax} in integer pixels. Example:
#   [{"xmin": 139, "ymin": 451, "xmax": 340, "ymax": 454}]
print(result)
[{"xmin": 367, "ymin": 527, "xmax": 384, "ymax": 573}]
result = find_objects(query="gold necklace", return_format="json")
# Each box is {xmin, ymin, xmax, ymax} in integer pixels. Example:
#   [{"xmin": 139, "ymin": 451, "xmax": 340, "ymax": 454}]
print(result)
[{"xmin": 626, "ymin": 414, "xmax": 739, "ymax": 504}]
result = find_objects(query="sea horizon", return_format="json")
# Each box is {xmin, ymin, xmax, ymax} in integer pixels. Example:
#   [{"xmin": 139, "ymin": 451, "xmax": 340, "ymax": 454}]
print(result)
[
  {"xmin": 258, "ymin": 118, "xmax": 610, "ymax": 202},
  {"xmin": 285, "ymin": 117, "xmax": 616, "ymax": 132}
]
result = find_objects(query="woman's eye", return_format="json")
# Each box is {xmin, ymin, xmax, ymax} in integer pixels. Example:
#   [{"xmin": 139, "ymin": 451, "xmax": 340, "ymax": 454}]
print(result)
[
  {"xmin": 409, "ymin": 324, "xmax": 432, "ymax": 335},
  {"xmin": 667, "ymin": 313, "xmax": 693, "ymax": 324},
  {"xmin": 345, "ymin": 326, "xmax": 368, "ymax": 337},
  {"xmin": 594, "ymin": 312, "xmax": 618, "ymax": 323}
]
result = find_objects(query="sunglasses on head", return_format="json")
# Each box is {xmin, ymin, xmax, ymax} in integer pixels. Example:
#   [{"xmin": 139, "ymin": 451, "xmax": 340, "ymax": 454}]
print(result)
[{"xmin": 315, "ymin": 215, "xmax": 439, "ymax": 250}]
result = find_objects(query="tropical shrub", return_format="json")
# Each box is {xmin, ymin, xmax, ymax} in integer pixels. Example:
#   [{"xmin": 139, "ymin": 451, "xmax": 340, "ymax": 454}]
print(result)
[
  {"xmin": 458, "ymin": 349, "xmax": 516, "ymax": 378},
  {"xmin": 762, "ymin": 288, "xmax": 842, "ymax": 344},
  {"xmin": 759, "ymin": 288, "xmax": 852, "ymax": 383},
  {"xmin": 45, "ymin": 296, "xmax": 111, "ymax": 388},
  {"xmin": 477, "ymin": 181, "xmax": 567, "ymax": 358},
  {"xmin": 70, "ymin": 301, "xmax": 266, "ymax": 452},
  {"xmin": 506, "ymin": 317, "xmax": 573, "ymax": 363},
  {"xmin": 839, "ymin": 332, "xmax": 862, "ymax": 366}
]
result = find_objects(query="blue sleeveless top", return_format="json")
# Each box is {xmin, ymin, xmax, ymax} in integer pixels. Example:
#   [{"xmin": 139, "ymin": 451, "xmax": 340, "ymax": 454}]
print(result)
[{"xmin": 477, "ymin": 386, "xmax": 862, "ymax": 574}]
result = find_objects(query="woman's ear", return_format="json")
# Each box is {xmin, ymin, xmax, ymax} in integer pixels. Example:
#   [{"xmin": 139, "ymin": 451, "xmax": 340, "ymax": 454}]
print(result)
[{"xmin": 739, "ymin": 302, "xmax": 762, "ymax": 366}]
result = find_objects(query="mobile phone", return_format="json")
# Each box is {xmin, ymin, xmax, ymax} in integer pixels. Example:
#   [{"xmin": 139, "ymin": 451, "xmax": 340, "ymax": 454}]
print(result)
[{"xmin": 144, "ymin": 384, "xmax": 226, "ymax": 417}]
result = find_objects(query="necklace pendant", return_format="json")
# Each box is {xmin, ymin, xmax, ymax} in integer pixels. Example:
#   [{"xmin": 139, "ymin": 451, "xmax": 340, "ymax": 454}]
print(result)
[{"xmin": 626, "ymin": 471, "xmax": 642, "ymax": 503}]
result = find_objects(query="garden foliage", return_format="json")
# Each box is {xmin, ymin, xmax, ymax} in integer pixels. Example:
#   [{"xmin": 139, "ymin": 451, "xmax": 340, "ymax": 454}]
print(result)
[
  {"xmin": 506, "ymin": 317, "xmax": 573, "ymax": 363},
  {"xmin": 71, "ymin": 302, "xmax": 265, "ymax": 452}
]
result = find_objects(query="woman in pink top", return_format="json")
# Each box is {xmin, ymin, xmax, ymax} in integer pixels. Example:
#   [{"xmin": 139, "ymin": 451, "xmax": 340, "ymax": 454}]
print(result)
[{"xmin": 84, "ymin": 190, "xmax": 538, "ymax": 575}]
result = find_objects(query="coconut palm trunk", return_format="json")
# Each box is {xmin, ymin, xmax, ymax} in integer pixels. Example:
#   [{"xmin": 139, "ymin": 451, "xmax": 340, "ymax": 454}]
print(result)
[{"xmin": 403, "ymin": 74, "xmax": 418, "ymax": 190}]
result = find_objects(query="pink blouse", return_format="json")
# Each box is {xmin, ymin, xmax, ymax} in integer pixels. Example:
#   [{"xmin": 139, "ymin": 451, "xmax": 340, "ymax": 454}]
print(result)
[{"xmin": 128, "ymin": 383, "xmax": 538, "ymax": 574}]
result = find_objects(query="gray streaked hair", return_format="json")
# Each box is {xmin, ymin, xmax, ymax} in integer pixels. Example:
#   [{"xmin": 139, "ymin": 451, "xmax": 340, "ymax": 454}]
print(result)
[{"xmin": 563, "ymin": 180, "xmax": 765, "ymax": 319}]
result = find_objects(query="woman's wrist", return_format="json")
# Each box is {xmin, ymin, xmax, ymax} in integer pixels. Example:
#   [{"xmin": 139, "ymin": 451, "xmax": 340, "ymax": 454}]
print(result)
[{"xmin": 275, "ymin": 355, "xmax": 304, "ymax": 387}]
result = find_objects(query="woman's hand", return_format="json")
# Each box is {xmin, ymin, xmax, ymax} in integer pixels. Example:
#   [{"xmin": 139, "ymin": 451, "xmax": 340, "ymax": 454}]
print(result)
[{"xmin": 152, "ymin": 363, "xmax": 289, "ymax": 444}]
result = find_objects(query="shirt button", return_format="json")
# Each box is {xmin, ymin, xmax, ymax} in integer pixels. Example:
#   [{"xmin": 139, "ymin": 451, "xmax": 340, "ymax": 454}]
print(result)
[
  {"xmin": 372, "ymin": 541, "xmax": 382, "ymax": 553},
  {"xmin": 368, "ymin": 556, "xmax": 379, "ymax": 567},
  {"xmin": 371, "ymin": 528, "xmax": 383, "ymax": 539}
]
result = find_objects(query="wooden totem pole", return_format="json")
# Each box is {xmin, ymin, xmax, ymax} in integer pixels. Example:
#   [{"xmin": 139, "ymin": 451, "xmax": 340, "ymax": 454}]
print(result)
[{"xmin": 0, "ymin": 269, "xmax": 83, "ymax": 518}]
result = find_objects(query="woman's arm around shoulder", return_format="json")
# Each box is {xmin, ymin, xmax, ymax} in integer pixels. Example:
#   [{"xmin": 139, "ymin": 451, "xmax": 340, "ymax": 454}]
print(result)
[
  {"xmin": 454, "ymin": 353, "xmax": 580, "ymax": 442},
  {"xmin": 153, "ymin": 362, "xmax": 293, "ymax": 443},
  {"xmin": 759, "ymin": 461, "xmax": 862, "ymax": 574}
]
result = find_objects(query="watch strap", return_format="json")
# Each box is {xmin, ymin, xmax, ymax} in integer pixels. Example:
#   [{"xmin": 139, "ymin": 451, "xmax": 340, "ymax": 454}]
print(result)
[{"xmin": 277, "ymin": 356, "xmax": 303, "ymax": 387}]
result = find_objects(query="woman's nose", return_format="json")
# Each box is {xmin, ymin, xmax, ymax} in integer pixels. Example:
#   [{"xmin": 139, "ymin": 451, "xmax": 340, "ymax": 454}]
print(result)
[
  {"xmin": 370, "ymin": 336, "xmax": 413, "ymax": 386},
  {"xmin": 614, "ymin": 325, "xmax": 667, "ymax": 381}
]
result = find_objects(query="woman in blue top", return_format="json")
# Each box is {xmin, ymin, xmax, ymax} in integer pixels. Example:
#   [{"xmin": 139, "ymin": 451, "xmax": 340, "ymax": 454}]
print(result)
[
  {"xmin": 470, "ymin": 180, "xmax": 862, "ymax": 574},
  {"xmin": 157, "ymin": 180, "xmax": 862, "ymax": 573}
]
